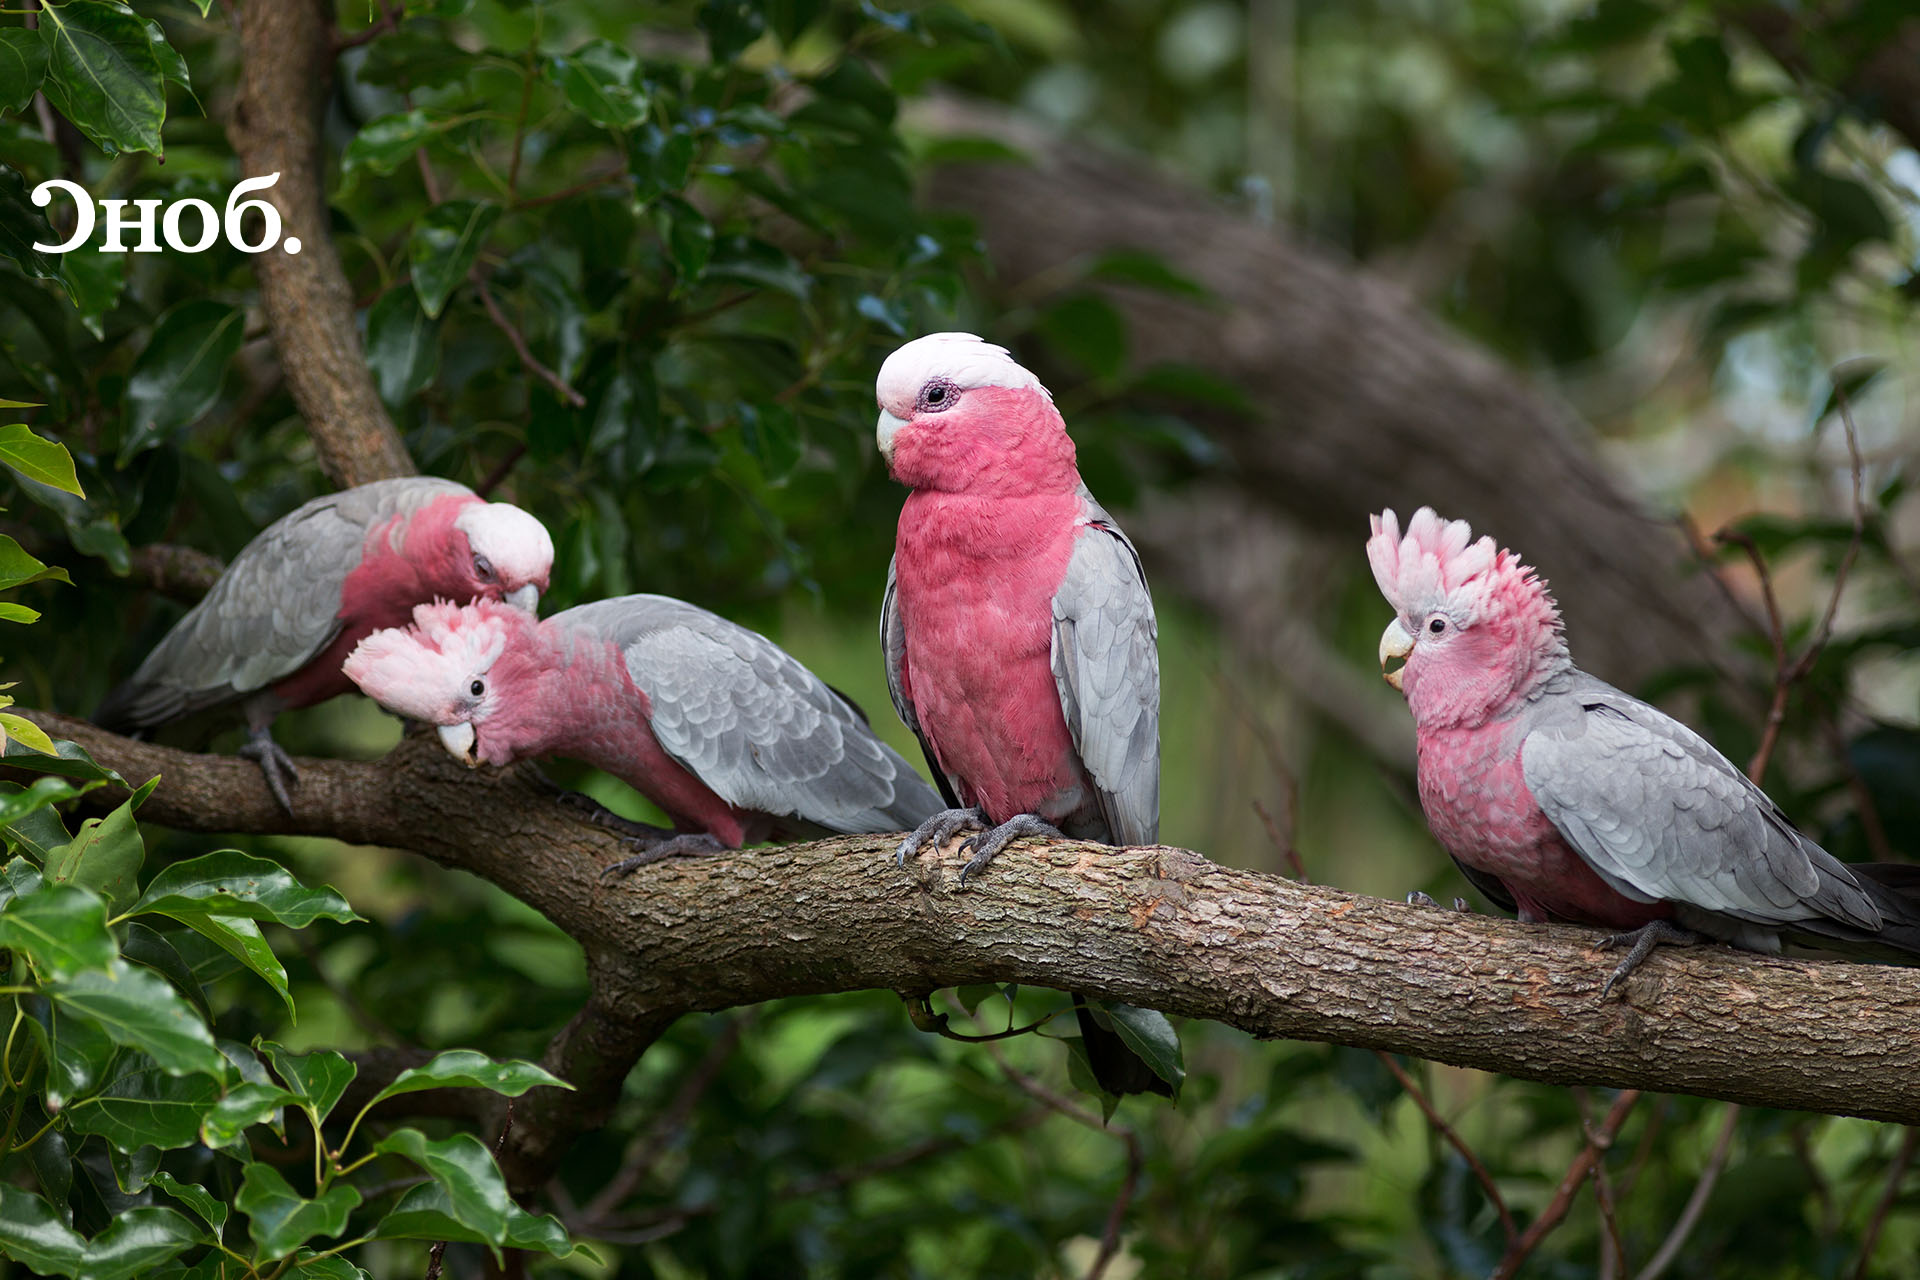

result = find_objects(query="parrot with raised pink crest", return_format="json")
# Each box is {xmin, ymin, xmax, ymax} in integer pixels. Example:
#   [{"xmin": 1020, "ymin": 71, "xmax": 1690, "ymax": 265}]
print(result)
[
  {"xmin": 1368, "ymin": 505, "xmax": 1920, "ymax": 993},
  {"xmin": 95, "ymin": 477, "xmax": 552, "ymax": 811},
  {"xmin": 876, "ymin": 331, "xmax": 1175, "ymax": 1098},
  {"xmin": 343, "ymin": 595, "xmax": 943, "ymax": 872}
]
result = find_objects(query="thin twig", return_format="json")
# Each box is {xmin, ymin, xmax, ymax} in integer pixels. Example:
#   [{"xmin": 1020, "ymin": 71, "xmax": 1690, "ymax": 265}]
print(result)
[
  {"xmin": 1850, "ymin": 1127, "xmax": 1920, "ymax": 1280},
  {"xmin": 1572, "ymin": 1087, "xmax": 1628, "ymax": 1278},
  {"xmin": 476, "ymin": 444, "xmax": 527, "ymax": 499},
  {"xmin": 581, "ymin": 1015, "xmax": 748, "ymax": 1222},
  {"xmin": 471, "ymin": 271, "xmax": 587, "ymax": 407},
  {"xmin": 1376, "ymin": 1052, "xmax": 1515, "ymax": 1243},
  {"xmin": 1490, "ymin": 1090, "xmax": 1641, "ymax": 1280},
  {"xmin": 984, "ymin": 1044, "xmax": 1143, "ymax": 1280},
  {"xmin": 1632, "ymin": 1103, "xmax": 1741, "ymax": 1280}
]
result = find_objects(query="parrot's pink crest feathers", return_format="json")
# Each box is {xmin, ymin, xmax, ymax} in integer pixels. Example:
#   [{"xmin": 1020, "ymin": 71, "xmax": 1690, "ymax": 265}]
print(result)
[
  {"xmin": 1367, "ymin": 507, "xmax": 1561, "ymax": 638},
  {"xmin": 342, "ymin": 599, "xmax": 519, "ymax": 723}
]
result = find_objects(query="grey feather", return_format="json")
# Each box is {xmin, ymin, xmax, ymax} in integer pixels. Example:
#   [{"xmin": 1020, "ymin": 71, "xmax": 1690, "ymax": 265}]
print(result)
[
  {"xmin": 1521, "ymin": 670, "xmax": 1882, "ymax": 938},
  {"xmin": 564, "ymin": 596, "xmax": 943, "ymax": 832},
  {"xmin": 1050, "ymin": 497, "xmax": 1160, "ymax": 846},
  {"xmin": 881, "ymin": 557, "xmax": 963, "ymax": 809},
  {"xmin": 96, "ymin": 477, "xmax": 473, "ymax": 731}
]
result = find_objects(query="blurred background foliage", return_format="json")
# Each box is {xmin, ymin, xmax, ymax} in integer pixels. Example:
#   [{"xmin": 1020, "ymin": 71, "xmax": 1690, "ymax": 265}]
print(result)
[{"xmin": 1, "ymin": 0, "xmax": 1919, "ymax": 1275}]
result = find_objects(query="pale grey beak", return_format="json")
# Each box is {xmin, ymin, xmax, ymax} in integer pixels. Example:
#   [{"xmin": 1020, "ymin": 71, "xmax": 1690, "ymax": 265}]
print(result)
[
  {"xmin": 1379, "ymin": 618, "xmax": 1414, "ymax": 692},
  {"xmin": 506, "ymin": 583, "xmax": 539, "ymax": 614},
  {"xmin": 437, "ymin": 722, "xmax": 479, "ymax": 765},
  {"xmin": 876, "ymin": 409, "xmax": 907, "ymax": 463}
]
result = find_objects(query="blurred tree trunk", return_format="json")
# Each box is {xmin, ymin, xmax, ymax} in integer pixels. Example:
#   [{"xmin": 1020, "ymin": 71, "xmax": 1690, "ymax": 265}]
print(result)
[{"xmin": 915, "ymin": 97, "xmax": 1746, "ymax": 690}]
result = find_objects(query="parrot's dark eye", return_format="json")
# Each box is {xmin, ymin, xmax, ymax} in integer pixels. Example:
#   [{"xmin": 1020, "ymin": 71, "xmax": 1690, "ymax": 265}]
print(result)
[
  {"xmin": 918, "ymin": 380, "xmax": 957, "ymax": 413},
  {"xmin": 1428, "ymin": 617, "xmax": 1447, "ymax": 635},
  {"xmin": 470, "ymin": 680, "xmax": 485, "ymax": 697},
  {"xmin": 473, "ymin": 555, "xmax": 495, "ymax": 581}
]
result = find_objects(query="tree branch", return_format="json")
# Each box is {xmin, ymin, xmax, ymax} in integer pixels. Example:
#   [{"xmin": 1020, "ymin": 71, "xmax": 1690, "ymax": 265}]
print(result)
[
  {"xmin": 22, "ymin": 710, "xmax": 1920, "ymax": 1192},
  {"xmin": 225, "ymin": 0, "xmax": 415, "ymax": 486}
]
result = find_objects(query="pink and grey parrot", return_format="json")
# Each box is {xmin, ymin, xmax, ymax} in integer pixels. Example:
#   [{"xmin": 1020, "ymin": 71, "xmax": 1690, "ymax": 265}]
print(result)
[
  {"xmin": 342, "ymin": 596, "xmax": 945, "ymax": 873},
  {"xmin": 877, "ymin": 332, "xmax": 1172, "ymax": 1097},
  {"xmin": 95, "ymin": 477, "xmax": 553, "ymax": 810},
  {"xmin": 1368, "ymin": 505, "xmax": 1920, "ymax": 992}
]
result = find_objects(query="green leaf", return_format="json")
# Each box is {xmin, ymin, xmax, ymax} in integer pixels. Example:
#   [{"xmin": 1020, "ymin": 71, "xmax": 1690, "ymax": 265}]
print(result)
[
  {"xmin": 0, "ymin": 604, "xmax": 43, "ymax": 624},
  {"xmin": 148, "ymin": 1171, "xmax": 227, "ymax": 1232},
  {"xmin": 0, "ymin": 1184, "xmax": 85, "ymax": 1276},
  {"xmin": 739, "ymin": 402, "xmax": 800, "ymax": 482},
  {"xmin": 374, "ymin": 1129, "xmax": 510, "ymax": 1245},
  {"xmin": 2, "ymin": 797, "xmax": 69, "ymax": 861},
  {"xmin": 47, "ymin": 794, "xmax": 145, "ymax": 914},
  {"xmin": 0, "ymin": 30, "xmax": 50, "ymax": 115},
  {"xmin": 76, "ymin": 1206, "xmax": 202, "ymax": 1280},
  {"xmin": 65, "ymin": 1056, "xmax": 223, "ymax": 1150},
  {"xmin": 546, "ymin": 39, "xmax": 649, "ymax": 128},
  {"xmin": 340, "ymin": 108, "xmax": 440, "ymax": 178},
  {"xmin": 374, "ymin": 1182, "xmax": 590, "ymax": 1261},
  {"xmin": 36, "ymin": 0, "xmax": 167, "ymax": 157},
  {"xmin": 26, "ymin": 989, "xmax": 120, "ymax": 1108},
  {"xmin": 2, "ymin": 735, "xmax": 128, "ymax": 786},
  {"xmin": 364, "ymin": 287, "xmax": 441, "ymax": 407},
  {"xmin": 0, "ymin": 775, "xmax": 87, "ymax": 829},
  {"xmin": 0, "ymin": 882, "xmax": 115, "ymax": 979},
  {"xmin": 177, "ymin": 913, "xmax": 293, "ymax": 1016},
  {"xmin": 0, "ymin": 162, "xmax": 61, "ymax": 281},
  {"xmin": 1038, "ymin": 294, "xmax": 1129, "ymax": 382},
  {"xmin": 408, "ymin": 200, "xmax": 500, "ymax": 319},
  {"xmin": 364, "ymin": 1047, "xmax": 570, "ymax": 1109},
  {"xmin": 235, "ymin": 1162, "xmax": 361, "ymax": 1261},
  {"xmin": 132, "ymin": 849, "xmax": 360, "ymax": 928},
  {"xmin": 119, "ymin": 922, "xmax": 210, "ymax": 1021},
  {"xmin": 0, "ymin": 532, "xmax": 72, "ymax": 592},
  {"xmin": 290, "ymin": 1253, "xmax": 370, "ymax": 1279},
  {"xmin": 122, "ymin": 300, "xmax": 244, "ymax": 462},
  {"xmin": 654, "ymin": 194, "xmax": 713, "ymax": 284},
  {"xmin": 199, "ymin": 1080, "xmax": 300, "ymax": 1148},
  {"xmin": 50, "ymin": 961, "xmax": 225, "ymax": 1077},
  {"xmin": 259, "ymin": 1041, "xmax": 356, "ymax": 1124},
  {"xmin": 1097, "ymin": 1001, "xmax": 1184, "ymax": 1095},
  {"xmin": 0, "ymin": 709, "xmax": 57, "ymax": 751},
  {"xmin": 58, "ymin": 245, "xmax": 127, "ymax": 339}
]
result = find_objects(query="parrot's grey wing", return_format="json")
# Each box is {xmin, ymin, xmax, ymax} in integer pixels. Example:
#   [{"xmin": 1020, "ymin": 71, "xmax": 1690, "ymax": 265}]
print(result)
[
  {"xmin": 604, "ymin": 596, "xmax": 943, "ymax": 832},
  {"xmin": 1521, "ymin": 681, "xmax": 1880, "ymax": 932},
  {"xmin": 1051, "ymin": 515, "xmax": 1160, "ymax": 846},
  {"xmin": 882, "ymin": 557, "xmax": 962, "ymax": 810},
  {"xmin": 96, "ymin": 477, "xmax": 469, "ymax": 730}
]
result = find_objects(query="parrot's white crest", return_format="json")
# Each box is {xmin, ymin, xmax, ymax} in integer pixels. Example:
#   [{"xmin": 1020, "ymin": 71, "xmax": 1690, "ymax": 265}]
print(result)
[
  {"xmin": 342, "ymin": 599, "xmax": 515, "ymax": 725},
  {"xmin": 874, "ymin": 332, "xmax": 1052, "ymax": 460},
  {"xmin": 1365, "ymin": 506, "xmax": 1559, "ymax": 632},
  {"xmin": 454, "ymin": 503, "xmax": 554, "ymax": 604}
]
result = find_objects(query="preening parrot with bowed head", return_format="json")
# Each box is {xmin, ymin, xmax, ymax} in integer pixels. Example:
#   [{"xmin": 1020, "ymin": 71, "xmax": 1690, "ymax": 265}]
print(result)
[
  {"xmin": 342, "ymin": 595, "xmax": 945, "ymax": 873},
  {"xmin": 1368, "ymin": 505, "xmax": 1920, "ymax": 993},
  {"xmin": 876, "ymin": 331, "xmax": 1176, "ymax": 1098},
  {"xmin": 95, "ymin": 476, "xmax": 553, "ymax": 811}
]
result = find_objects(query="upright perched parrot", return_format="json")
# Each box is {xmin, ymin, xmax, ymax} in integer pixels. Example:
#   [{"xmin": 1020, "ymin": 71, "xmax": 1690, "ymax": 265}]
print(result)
[
  {"xmin": 1368, "ymin": 506, "xmax": 1920, "ymax": 992},
  {"xmin": 876, "ymin": 332, "xmax": 1173, "ymax": 1098},
  {"xmin": 342, "ymin": 596, "xmax": 945, "ymax": 873},
  {"xmin": 95, "ymin": 477, "xmax": 553, "ymax": 809}
]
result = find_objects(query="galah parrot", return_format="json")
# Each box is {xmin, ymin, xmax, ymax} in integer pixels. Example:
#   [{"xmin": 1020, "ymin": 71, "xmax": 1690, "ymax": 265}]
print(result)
[
  {"xmin": 95, "ymin": 477, "xmax": 553, "ymax": 810},
  {"xmin": 1368, "ymin": 505, "xmax": 1920, "ymax": 993},
  {"xmin": 342, "ymin": 595, "xmax": 945, "ymax": 872},
  {"xmin": 876, "ymin": 332, "xmax": 1173, "ymax": 1098}
]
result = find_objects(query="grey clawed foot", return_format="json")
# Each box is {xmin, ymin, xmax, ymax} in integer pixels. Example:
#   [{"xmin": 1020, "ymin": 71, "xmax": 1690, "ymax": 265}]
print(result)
[
  {"xmin": 956, "ymin": 814, "xmax": 1064, "ymax": 885},
  {"xmin": 238, "ymin": 733, "xmax": 299, "ymax": 814},
  {"xmin": 895, "ymin": 807, "xmax": 987, "ymax": 867},
  {"xmin": 557, "ymin": 790, "xmax": 675, "ymax": 842},
  {"xmin": 1596, "ymin": 920, "xmax": 1702, "ymax": 999},
  {"xmin": 602, "ymin": 832, "xmax": 727, "ymax": 880}
]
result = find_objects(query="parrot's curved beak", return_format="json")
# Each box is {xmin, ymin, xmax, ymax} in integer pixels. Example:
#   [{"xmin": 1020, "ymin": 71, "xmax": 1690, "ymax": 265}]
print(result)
[
  {"xmin": 437, "ymin": 722, "xmax": 480, "ymax": 766},
  {"xmin": 875, "ymin": 409, "xmax": 907, "ymax": 464},
  {"xmin": 1378, "ymin": 618, "xmax": 1414, "ymax": 692},
  {"xmin": 506, "ymin": 583, "xmax": 539, "ymax": 614}
]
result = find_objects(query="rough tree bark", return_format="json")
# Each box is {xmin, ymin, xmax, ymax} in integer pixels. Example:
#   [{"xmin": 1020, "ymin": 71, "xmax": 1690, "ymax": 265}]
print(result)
[
  {"xmin": 224, "ymin": 0, "xmax": 415, "ymax": 487},
  {"xmin": 915, "ymin": 98, "xmax": 1747, "ymax": 689},
  {"xmin": 26, "ymin": 710, "xmax": 1920, "ymax": 1195}
]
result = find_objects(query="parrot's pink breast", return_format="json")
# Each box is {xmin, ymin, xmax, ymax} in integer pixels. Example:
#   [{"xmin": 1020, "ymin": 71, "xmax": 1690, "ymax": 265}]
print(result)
[
  {"xmin": 1418, "ymin": 721, "xmax": 1671, "ymax": 929},
  {"xmin": 894, "ymin": 489, "xmax": 1087, "ymax": 825}
]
